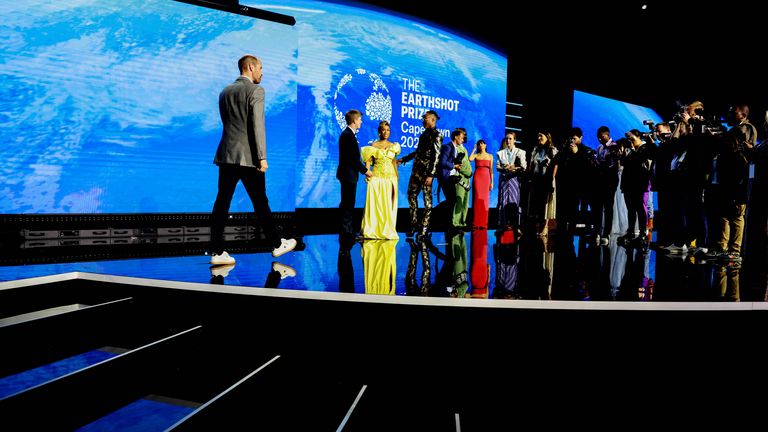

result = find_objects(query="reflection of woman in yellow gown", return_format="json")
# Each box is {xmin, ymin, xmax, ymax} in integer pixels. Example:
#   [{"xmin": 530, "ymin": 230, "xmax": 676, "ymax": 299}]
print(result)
[
  {"xmin": 361, "ymin": 121, "xmax": 400, "ymax": 240},
  {"xmin": 362, "ymin": 240, "xmax": 397, "ymax": 295}
]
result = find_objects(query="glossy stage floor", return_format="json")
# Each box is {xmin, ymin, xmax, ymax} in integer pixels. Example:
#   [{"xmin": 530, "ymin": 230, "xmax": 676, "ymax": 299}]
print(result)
[
  {"xmin": 1, "ymin": 229, "xmax": 766, "ymax": 302},
  {"xmin": 3, "ymin": 229, "xmax": 768, "ymax": 430}
]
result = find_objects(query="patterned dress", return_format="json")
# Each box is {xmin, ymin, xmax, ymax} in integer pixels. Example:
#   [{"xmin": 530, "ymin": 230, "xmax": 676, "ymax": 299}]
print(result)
[{"xmin": 496, "ymin": 147, "xmax": 526, "ymax": 229}]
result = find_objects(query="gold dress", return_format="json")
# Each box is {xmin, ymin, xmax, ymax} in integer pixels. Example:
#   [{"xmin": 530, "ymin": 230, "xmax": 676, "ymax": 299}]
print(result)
[
  {"xmin": 361, "ymin": 143, "xmax": 400, "ymax": 240},
  {"xmin": 362, "ymin": 240, "xmax": 397, "ymax": 295}
]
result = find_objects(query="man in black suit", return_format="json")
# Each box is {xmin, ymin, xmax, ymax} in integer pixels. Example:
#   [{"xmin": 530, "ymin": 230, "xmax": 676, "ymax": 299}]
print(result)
[
  {"xmin": 209, "ymin": 54, "xmax": 297, "ymax": 266},
  {"xmin": 336, "ymin": 109, "xmax": 372, "ymax": 238}
]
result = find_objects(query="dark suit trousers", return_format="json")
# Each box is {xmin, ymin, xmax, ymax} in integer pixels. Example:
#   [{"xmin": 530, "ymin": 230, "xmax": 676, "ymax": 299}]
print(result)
[
  {"xmin": 338, "ymin": 241, "xmax": 355, "ymax": 293},
  {"xmin": 339, "ymin": 180, "xmax": 357, "ymax": 235},
  {"xmin": 210, "ymin": 164, "xmax": 280, "ymax": 255}
]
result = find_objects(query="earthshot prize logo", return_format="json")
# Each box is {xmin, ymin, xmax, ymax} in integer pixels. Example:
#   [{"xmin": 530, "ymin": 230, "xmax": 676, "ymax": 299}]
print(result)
[{"xmin": 333, "ymin": 69, "xmax": 392, "ymax": 131}]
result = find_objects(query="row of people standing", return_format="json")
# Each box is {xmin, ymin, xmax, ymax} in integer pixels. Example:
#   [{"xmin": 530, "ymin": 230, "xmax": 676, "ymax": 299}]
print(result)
[
  {"xmin": 335, "ymin": 107, "xmax": 657, "ymax": 245},
  {"xmin": 336, "ymin": 106, "xmax": 559, "ymax": 241},
  {"xmin": 654, "ymin": 102, "xmax": 761, "ymax": 261},
  {"xmin": 338, "ymin": 109, "xmax": 478, "ymax": 241},
  {"xmin": 509, "ymin": 125, "xmax": 655, "ymax": 246}
]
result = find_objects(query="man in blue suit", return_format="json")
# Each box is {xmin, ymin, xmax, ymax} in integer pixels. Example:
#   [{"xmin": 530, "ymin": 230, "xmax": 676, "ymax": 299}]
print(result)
[
  {"xmin": 336, "ymin": 109, "xmax": 372, "ymax": 239},
  {"xmin": 438, "ymin": 128, "xmax": 471, "ymax": 232}
]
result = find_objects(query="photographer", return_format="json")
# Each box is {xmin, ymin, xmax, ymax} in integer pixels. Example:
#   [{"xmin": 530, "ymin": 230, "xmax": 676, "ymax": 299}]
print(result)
[
  {"xmin": 745, "ymin": 111, "xmax": 768, "ymax": 259},
  {"xmin": 619, "ymin": 129, "xmax": 656, "ymax": 245},
  {"xmin": 592, "ymin": 126, "xmax": 622, "ymax": 244},
  {"xmin": 652, "ymin": 122, "xmax": 686, "ymax": 250},
  {"xmin": 672, "ymin": 101, "xmax": 715, "ymax": 253},
  {"xmin": 671, "ymin": 101, "xmax": 704, "ymax": 139},
  {"xmin": 708, "ymin": 104, "xmax": 756, "ymax": 260},
  {"xmin": 553, "ymin": 127, "xmax": 597, "ymax": 233}
]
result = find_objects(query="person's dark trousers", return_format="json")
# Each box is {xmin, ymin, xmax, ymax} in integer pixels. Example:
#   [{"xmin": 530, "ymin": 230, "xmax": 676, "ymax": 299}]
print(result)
[
  {"xmin": 210, "ymin": 164, "xmax": 280, "ymax": 255},
  {"xmin": 264, "ymin": 270, "xmax": 282, "ymax": 288},
  {"xmin": 684, "ymin": 182, "xmax": 707, "ymax": 247},
  {"xmin": 338, "ymin": 237, "xmax": 354, "ymax": 293},
  {"xmin": 746, "ymin": 187, "xmax": 768, "ymax": 257},
  {"xmin": 665, "ymin": 178, "xmax": 686, "ymax": 246},
  {"xmin": 593, "ymin": 183, "xmax": 617, "ymax": 237},
  {"xmin": 624, "ymin": 191, "xmax": 647, "ymax": 236},
  {"xmin": 704, "ymin": 184, "xmax": 721, "ymax": 250},
  {"xmin": 339, "ymin": 179, "xmax": 357, "ymax": 236},
  {"xmin": 440, "ymin": 179, "xmax": 457, "ymax": 229},
  {"xmin": 556, "ymin": 184, "xmax": 579, "ymax": 232},
  {"xmin": 656, "ymin": 188, "xmax": 669, "ymax": 244}
]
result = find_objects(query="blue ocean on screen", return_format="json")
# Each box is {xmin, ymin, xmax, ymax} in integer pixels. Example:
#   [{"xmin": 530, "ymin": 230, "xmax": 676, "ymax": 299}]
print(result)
[
  {"xmin": 0, "ymin": 0, "xmax": 506, "ymax": 213},
  {"xmin": 572, "ymin": 90, "xmax": 664, "ymax": 150},
  {"xmin": 285, "ymin": 0, "xmax": 507, "ymax": 208}
]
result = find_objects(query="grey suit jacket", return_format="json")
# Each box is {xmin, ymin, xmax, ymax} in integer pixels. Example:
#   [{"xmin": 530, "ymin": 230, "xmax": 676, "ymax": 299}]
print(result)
[{"xmin": 213, "ymin": 76, "xmax": 266, "ymax": 167}]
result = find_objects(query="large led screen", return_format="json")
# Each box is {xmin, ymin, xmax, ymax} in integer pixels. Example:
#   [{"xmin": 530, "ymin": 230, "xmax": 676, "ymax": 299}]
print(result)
[
  {"xmin": 572, "ymin": 90, "xmax": 664, "ymax": 219},
  {"xmin": 0, "ymin": 0, "xmax": 297, "ymax": 213},
  {"xmin": 282, "ymin": 0, "xmax": 508, "ymax": 208},
  {"xmin": 572, "ymin": 90, "xmax": 663, "ymax": 150},
  {"xmin": 0, "ymin": 0, "xmax": 507, "ymax": 213}
]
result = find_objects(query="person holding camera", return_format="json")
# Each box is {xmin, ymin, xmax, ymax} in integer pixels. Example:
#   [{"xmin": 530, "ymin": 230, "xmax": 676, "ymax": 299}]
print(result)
[
  {"xmin": 671, "ymin": 101, "xmax": 704, "ymax": 139},
  {"xmin": 438, "ymin": 128, "xmax": 472, "ymax": 233},
  {"xmin": 652, "ymin": 122, "xmax": 686, "ymax": 250},
  {"xmin": 619, "ymin": 129, "xmax": 656, "ymax": 245},
  {"xmin": 553, "ymin": 127, "xmax": 596, "ymax": 234},
  {"xmin": 745, "ymin": 111, "xmax": 768, "ymax": 260},
  {"xmin": 672, "ymin": 101, "xmax": 714, "ymax": 254},
  {"xmin": 593, "ymin": 126, "xmax": 622, "ymax": 245},
  {"xmin": 709, "ymin": 104, "xmax": 756, "ymax": 261},
  {"xmin": 496, "ymin": 131, "xmax": 527, "ymax": 236}
]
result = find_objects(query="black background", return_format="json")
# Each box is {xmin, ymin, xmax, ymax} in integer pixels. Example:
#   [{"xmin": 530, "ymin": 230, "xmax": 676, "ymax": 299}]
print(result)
[{"xmin": 353, "ymin": 0, "xmax": 766, "ymax": 141}]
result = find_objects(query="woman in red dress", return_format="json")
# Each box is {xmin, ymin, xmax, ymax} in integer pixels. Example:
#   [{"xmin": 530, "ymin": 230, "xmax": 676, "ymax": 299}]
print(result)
[{"xmin": 469, "ymin": 139, "xmax": 494, "ymax": 229}]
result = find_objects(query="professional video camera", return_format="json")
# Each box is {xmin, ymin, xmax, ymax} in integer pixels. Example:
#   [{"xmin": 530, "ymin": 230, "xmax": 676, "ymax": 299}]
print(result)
[
  {"xmin": 673, "ymin": 107, "xmax": 726, "ymax": 136},
  {"xmin": 640, "ymin": 119, "xmax": 656, "ymax": 139}
]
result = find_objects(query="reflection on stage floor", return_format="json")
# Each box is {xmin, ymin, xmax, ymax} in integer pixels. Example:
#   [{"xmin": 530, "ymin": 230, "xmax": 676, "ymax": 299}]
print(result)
[{"xmin": 1, "ymin": 230, "xmax": 766, "ymax": 302}]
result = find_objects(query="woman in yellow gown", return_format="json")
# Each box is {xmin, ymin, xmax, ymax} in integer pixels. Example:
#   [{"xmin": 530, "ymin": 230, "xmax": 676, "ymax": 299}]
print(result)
[
  {"xmin": 361, "ymin": 121, "xmax": 400, "ymax": 240},
  {"xmin": 362, "ymin": 240, "xmax": 397, "ymax": 295}
]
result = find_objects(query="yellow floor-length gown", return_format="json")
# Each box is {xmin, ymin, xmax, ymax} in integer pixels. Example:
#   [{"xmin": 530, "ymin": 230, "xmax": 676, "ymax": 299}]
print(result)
[
  {"xmin": 361, "ymin": 143, "xmax": 400, "ymax": 240},
  {"xmin": 362, "ymin": 240, "xmax": 397, "ymax": 295}
]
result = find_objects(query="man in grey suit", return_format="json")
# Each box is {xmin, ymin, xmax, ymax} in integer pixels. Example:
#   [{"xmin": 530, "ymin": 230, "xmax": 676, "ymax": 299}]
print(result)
[{"xmin": 209, "ymin": 55, "xmax": 297, "ymax": 266}]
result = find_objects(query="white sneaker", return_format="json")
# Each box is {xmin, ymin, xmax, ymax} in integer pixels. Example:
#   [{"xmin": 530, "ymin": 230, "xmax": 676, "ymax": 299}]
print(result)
[
  {"xmin": 272, "ymin": 262, "xmax": 296, "ymax": 279},
  {"xmin": 210, "ymin": 264, "xmax": 235, "ymax": 277},
  {"xmin": 210, "ymin": 251, "xmax": 236, "ymax": 265},
  {"xmin": 272, "ymin": 238, "xmax": 297, "ymax": 257}
]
